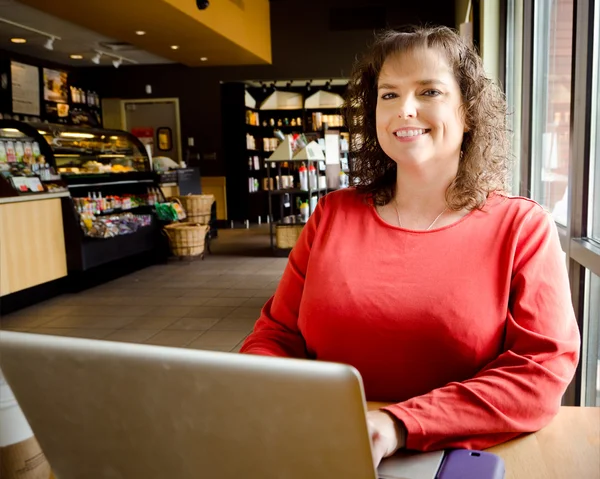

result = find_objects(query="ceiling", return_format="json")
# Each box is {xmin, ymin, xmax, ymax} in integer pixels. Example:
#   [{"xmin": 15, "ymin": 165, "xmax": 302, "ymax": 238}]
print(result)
[
  {"xmin": 0, "ymin": 0, "xmax": 173, "ymax": 67},
  {"xmin": 12, "ymin": 0, "xmax": 272, "ymax": 67}
]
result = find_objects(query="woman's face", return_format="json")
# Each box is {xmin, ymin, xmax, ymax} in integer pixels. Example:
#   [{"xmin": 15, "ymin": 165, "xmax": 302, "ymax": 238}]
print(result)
[{"xmin": 376, "ymin": 47, "xmax": 466, "ymax": 171}]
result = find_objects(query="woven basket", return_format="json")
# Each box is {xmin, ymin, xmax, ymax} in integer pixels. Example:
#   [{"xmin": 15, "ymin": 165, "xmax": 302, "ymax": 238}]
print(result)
[
  {"xmin": 275, "ymin": 224, "xmax": 304, "ymax": 249},
  {"xmin": 163, "ymin": 223, "xmax": 208, "ymax": 257},
  {"xmin": 175, "ymin": 195, "xmax": 214, "ymax": 225}
]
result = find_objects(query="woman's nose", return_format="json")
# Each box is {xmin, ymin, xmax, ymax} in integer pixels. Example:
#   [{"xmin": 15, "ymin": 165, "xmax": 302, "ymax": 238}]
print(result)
[{"xmin": 397, "ymin": 97, "xmax": 417, "ymax": 119}]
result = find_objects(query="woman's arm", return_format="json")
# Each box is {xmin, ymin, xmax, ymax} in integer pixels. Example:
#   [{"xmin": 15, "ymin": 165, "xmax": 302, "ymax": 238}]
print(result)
[
  {"xmin": 381, "ymin": 208, "xmax": 581, "ymax": 451},
  {"xmin": 240, "ymin": 198, "xmax": 326, "ymax": 358}
]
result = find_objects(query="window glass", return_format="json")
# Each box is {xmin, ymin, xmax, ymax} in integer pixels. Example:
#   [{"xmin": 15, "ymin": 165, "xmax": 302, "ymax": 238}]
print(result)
[
  {"xmin": 585, "ymin": 271, "xmax": 600, "ymax": 406},
  {"xmin": 530, "ymin": 0, "xmax": 574, "ymax": 225},
  {"xmin": 590, "ymin": 0, "xmax": 600, "ymax": 242}
]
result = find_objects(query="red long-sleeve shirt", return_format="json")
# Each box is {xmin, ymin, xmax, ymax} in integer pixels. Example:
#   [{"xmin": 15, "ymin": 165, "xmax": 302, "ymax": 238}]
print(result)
[{"xmin": 240, "ymin": 188, "xmax": 580, "ymax": 451}]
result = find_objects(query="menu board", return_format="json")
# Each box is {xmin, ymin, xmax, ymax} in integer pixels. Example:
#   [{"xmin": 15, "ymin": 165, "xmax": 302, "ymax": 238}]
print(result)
[
  {"xmin": 11, "ymin": 62, "xmax": 40, "ymax": 116},
  {"xmin": 43, "ymin": 68, "xmax": 68, "ymax": 103}
]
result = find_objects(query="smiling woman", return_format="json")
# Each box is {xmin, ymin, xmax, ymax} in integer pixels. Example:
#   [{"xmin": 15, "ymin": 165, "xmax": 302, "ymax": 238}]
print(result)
[{"xmin": 344, "ymin": 26, "xmax": 510, "ymax": 212}]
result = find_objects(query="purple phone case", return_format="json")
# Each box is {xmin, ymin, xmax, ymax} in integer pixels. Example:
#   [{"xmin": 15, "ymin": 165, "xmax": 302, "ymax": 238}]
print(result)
[{"xmin": 436, "ymin": 449, "xmax": 505, "ymax": 479}]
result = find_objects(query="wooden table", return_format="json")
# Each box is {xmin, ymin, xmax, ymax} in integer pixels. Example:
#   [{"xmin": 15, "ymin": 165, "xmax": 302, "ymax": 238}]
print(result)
[{"xmin": 368, "ymin": 403, "xmax": 600, "ymax": 479}]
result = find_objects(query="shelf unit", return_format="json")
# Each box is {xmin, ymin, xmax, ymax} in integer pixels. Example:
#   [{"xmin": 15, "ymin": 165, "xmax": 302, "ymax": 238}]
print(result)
[
  {"xmin": 221, "ymin": 82, "xmax": 350, "ymax": 225},
  {"xmin": 266, "ymin": 156, "xmax": 327, "ymax": 252}
]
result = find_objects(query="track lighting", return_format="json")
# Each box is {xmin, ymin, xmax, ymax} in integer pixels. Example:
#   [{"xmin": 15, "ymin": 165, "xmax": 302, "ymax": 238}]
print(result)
[
  {"xmin": 91, "ymin": 52, "xmax": 102, "ymax": 65},
  {"xmin": 44, "ymin": 37, "xmax": 55, "ymax": 51},
  {"xmin": 112, "ymin": 58, "xmax": 123, "ymax": 69}
]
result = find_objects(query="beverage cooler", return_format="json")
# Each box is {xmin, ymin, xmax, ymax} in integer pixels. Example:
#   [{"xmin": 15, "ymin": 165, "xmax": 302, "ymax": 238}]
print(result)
[{"xmin": 0, "ymin": 119, "xmax": 166, "ymax": 272}]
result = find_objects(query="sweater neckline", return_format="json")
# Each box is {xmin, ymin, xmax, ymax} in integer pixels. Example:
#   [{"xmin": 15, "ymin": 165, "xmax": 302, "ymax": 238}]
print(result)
[{"xmin": 367, "ymin": 195, "xmax": 487, "ymax": 233}]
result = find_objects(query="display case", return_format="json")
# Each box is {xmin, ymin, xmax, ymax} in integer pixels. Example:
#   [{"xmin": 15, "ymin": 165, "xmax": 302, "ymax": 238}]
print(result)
[
  {"xmin": 0, "ymin": 119, "xmax": 166, "ymax": 272},
  {"xmin": 0, "ymin": 121, "xmax": 67, "ymax": 197}
]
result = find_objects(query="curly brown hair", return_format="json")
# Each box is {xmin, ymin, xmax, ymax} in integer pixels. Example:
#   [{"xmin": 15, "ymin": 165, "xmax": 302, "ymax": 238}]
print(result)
[{"xmin": 343, "ymin": 25, "xmax": 510, "ymax": 210}]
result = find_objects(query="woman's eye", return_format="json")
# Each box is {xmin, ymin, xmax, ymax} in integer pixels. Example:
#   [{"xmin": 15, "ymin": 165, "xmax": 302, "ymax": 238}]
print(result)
[
  {"xmin": 381, "ymin": 92, "xmax": 397, "ymax": 100},
  {"xmin": 423, "ymin": 90, "xmax": 442, "ymax": 97}
]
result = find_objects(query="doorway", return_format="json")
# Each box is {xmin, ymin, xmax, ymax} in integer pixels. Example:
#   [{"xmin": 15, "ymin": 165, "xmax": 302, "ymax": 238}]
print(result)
[{"xmin": 102, "ymin": 98, "xmax": 182, "ymax": 165}]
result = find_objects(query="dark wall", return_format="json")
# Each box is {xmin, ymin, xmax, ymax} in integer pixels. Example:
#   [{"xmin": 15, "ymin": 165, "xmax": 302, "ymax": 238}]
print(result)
[{"xmin": 65, "ymin": 1, "xmax": 456, "ymax": 176}]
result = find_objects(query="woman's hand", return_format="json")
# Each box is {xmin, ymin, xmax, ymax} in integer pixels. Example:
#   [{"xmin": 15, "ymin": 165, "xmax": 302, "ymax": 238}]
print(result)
[{"xmin": 366, "ymin": 410, "xmax": 407, "ymax": 467}]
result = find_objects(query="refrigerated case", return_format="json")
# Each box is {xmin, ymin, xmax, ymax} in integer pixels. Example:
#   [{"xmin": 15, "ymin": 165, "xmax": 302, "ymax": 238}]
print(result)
[{"xmin": 0, "ymin": 120, "xmax": 165, "ymax": 271}]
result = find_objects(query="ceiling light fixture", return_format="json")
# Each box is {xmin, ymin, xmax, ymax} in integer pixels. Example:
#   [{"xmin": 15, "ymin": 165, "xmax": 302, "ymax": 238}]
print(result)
[
  {"xmin": 70, "ymin": 54, "xmax": 83, "ymax": 60},
  {"xmin": 60, "ymin": 132, "xmax": 95, "ymax": 139},
  {"xmin": 170, "ymin": 45, "xmax": 180, "ymax": 50},
  {"xmin": 0, "ymin": 18, "xmax": 62, "ymax": 51},
  {"xmin": 200, "ymin": 57, "xmax": 208, "ymax": 62},
  {"xmin": 91, "ymin": 49, "xmax": 138, "ymax": 67},
  {"xmin": 44, "ymin": 37, "xmax": 55, "ymax": 51},
  {"xmin": 135, "ymin": 31, "xmax": 146, "ymax": 35},
  {"xmin": 10, "ymin": 38, "xmax": 26, "ymax": 44}
]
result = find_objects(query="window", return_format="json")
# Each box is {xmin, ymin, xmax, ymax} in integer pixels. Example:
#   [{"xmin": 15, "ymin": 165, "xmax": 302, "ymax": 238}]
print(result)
[
  {"xmin": 584, "ymin": 271, "xmax": 600, "ymax": 406},
  {"xmin": 505, "ymin": 0, "xmax": 524, "ymax": 195},
  {"xmin": 590, "ymin": 0, "xmax": 600, "ymax": 243},
  {"xmin": 530, "ymin": 0, "xmax": 574, "ymax": 225}
]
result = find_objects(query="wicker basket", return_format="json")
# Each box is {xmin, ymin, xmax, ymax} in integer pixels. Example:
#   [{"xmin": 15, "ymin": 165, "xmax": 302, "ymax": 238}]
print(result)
[
  {"xmin": 275, "ymin": 224, "xmax": 304, "ymax": 249},
  {"xmin": 163, "ymin": 223, "xmax": 208, "ymax": 257},
  {"xmin": 175, "ymin": 195, "xmax": 214, "ymax": 225}
]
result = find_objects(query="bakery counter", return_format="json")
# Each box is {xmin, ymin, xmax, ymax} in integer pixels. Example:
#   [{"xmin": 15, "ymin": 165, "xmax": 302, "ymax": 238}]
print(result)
[
  {"xmin": 0, "ymin": 191, "xmax": 70, "ymax": 205},
  {"xmin": 0, "ymin": 194, "xmax": 69, "ymax": 297}
]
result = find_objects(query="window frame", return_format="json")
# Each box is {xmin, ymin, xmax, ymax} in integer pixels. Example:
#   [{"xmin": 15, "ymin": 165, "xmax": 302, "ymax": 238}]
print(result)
[{"xmin": 513, "ymin": 0, "xmax": 600, "ymax": 406}]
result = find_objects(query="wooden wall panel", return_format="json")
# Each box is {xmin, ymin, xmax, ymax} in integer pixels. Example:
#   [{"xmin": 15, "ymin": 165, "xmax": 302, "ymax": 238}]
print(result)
[{"xmin": 0, "ymin": 199, "xmax": 67, "ymax": 296}]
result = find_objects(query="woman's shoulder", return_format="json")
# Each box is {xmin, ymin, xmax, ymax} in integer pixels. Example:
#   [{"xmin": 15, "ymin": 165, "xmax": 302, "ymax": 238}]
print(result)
[
  {"xmin": 486, "ymin": 191, "xmax": 548, "ymax": 217},
  {"xmin": 484, "ymin": 191, "xmax": 554, "ymax": 232},
  {"xmin": 319, "ymin": 187, "xmax": 368, "ymax": 211}
]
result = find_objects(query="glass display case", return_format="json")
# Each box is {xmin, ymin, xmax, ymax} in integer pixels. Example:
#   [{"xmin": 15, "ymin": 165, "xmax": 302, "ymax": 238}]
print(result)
[
  {"xmin": 0, "ymin": 119, "xmax": 166, "ymax": 271},
  {"xmin": 0, "ymin": 121, "xmax": 66, "ymax": 197},
  {"xmin": 33, "ymin": 122, "xmax": 150, "ymax": 176}
]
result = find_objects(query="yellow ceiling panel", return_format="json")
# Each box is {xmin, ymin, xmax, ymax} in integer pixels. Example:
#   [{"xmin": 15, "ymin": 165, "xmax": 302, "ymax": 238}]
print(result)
[{"xmin": 19, "ymin": 0, "xmax": 272, "ymax": 67}]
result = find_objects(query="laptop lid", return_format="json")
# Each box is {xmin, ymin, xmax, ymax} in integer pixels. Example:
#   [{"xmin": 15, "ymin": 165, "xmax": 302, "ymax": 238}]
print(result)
[{"xmin": 0, "ymin": 331, "xmax": 443, "ymax": 479}]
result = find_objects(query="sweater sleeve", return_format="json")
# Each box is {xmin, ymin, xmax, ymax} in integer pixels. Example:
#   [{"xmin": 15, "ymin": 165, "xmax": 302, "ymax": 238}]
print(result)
[
  {"xmin": 382, "ymin": 208, "xmax": 581, "ymax": 451},
  {"xmin": 239, "ymin": 197, "xmax": 326, "ymax": 358}
]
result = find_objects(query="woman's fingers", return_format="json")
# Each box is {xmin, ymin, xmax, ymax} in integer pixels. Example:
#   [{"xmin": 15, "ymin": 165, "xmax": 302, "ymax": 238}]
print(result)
[{"xmin": 368, "ymin": 419, "xmax": 386, "ymax": 467}]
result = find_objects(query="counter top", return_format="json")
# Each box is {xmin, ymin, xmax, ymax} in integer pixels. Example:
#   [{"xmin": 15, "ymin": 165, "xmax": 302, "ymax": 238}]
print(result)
[{"xmin": 0, "ymin": 191, "xmax": 70, "ymax": 205}]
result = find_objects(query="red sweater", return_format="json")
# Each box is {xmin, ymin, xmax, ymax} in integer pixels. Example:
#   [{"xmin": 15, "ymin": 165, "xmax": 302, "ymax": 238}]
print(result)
[{"xmin": 240, "ymin": 188, "xmax": 580, "ymax": 451}]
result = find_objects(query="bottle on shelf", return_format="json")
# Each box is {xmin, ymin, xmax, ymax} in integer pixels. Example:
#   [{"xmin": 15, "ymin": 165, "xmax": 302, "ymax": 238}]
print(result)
[
  {"xmin": 308, "ymin": 164, "xmax": 317, "ymax": 190},
  {"xmin": 300, "ymin": 201, "xmax": 309, "ymax": 222},
  {"xmin": 339, "ymin": 170, "xmax": 349, "ymax": 188},
  {"xmin": 299, "ymin": 164, "xmax": 308, "ymax": 191},
  {"xmin": 310, "ymin": 195, "xmax": 318, "ymax": 213}
]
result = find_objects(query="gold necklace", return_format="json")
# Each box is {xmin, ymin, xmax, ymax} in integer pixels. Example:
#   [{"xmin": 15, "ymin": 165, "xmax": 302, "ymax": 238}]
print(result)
[{"xmin": 393, "ymin": 199, "xmax": 448, "ymax": 231}]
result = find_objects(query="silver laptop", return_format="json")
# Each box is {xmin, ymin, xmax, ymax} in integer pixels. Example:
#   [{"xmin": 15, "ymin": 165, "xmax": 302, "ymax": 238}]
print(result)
[{"xmin": 0, "ymin": 331, "xmax": 444, "ymax": 479}]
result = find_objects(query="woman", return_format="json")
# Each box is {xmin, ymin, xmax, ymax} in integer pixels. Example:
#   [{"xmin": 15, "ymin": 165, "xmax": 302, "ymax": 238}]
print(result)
[{"xmin": 240, "ymin": 26, "xmax": 580, "ymax": 466}]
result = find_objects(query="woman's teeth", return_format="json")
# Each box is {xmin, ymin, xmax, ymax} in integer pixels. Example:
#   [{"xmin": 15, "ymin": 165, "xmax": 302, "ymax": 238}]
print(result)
[{"xmin": 395, "ymin": 129, "xmax": 427, "ymax": 137}]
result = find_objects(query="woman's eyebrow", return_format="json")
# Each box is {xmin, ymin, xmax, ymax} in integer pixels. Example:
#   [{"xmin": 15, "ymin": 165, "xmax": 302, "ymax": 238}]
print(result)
[
  {"xmin": 378, "ymin": 79, "xmax": 448, "ymax": 90},
  {"xmin": 416, "ymin": 79, "xmax": 448, "ymax": 86}
]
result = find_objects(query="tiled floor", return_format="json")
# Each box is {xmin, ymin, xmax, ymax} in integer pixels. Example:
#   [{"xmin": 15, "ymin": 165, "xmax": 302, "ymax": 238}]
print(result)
[{"xmin": 0, "ymin": 226, "xmax": 286, "ymax": 353}]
